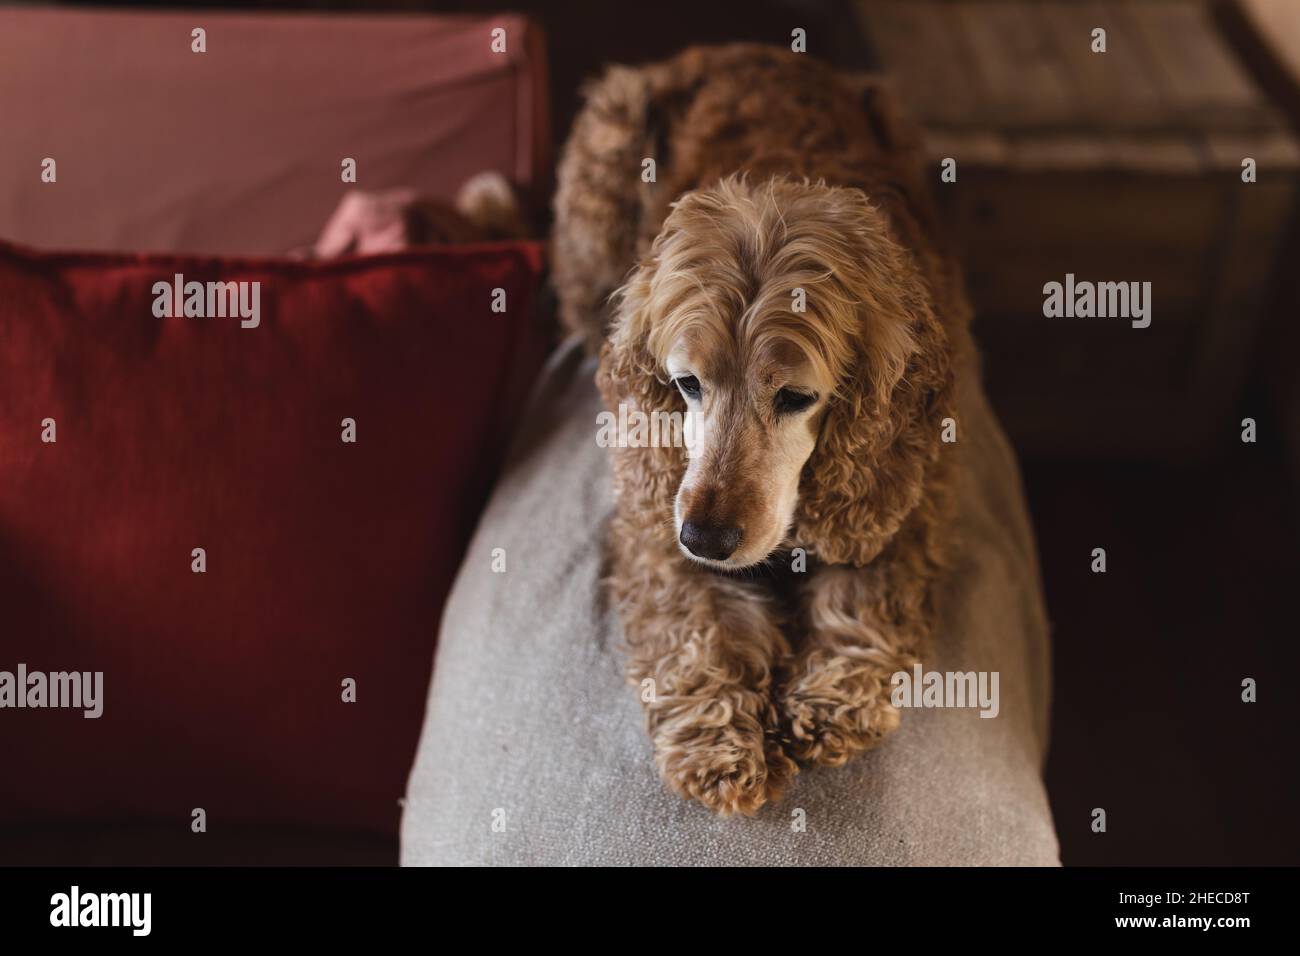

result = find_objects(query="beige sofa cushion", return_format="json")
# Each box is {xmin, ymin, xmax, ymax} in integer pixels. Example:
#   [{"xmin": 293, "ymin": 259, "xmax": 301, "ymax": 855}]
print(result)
[{"xmin": 401, "ymin": 339, "xmax": 1058, "ymax": 865}]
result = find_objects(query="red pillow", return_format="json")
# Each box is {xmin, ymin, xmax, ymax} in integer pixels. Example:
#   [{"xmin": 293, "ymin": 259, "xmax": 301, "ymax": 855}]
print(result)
[{"xmin": 0, "ymin": 239, "xmax": 546, "ymax": 836}]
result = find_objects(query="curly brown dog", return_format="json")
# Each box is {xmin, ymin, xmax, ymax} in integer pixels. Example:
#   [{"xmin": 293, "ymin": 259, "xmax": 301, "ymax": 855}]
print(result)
[{"xmin": 552, "ymin": 44, "xmax": 976, "ymax": 815}]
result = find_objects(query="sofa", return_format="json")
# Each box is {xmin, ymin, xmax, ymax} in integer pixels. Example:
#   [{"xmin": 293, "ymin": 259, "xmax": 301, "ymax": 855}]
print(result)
[
  {"xmin": 0, "ymin": 7, "xmax": 1059, "ymax": 866},
  {"xmin": 0, "ymin": 6, "xmax": 549, "ymax": 867}
]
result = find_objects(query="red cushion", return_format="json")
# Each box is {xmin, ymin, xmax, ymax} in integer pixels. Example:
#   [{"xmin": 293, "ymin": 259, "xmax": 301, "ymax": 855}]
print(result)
[{"xmin": 0, "ymin": 239, "xmax": 546, "ymax": 836}]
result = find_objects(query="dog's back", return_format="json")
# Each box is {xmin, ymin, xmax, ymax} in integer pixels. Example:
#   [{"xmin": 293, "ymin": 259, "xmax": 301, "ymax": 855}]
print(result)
[{"xmin": 552, "ymin": 44, "xmax": 971, "ymax": 356}]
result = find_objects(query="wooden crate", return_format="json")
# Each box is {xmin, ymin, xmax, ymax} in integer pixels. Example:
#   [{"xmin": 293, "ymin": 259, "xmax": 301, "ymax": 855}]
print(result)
[{"xmin": 861, "ymin": 0, "xmax": 1300, "ymax": 458}]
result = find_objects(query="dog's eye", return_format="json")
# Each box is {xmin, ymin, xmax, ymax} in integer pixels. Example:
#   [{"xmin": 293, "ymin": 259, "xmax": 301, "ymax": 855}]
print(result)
[
  {"xmin": 674, "ymin": 375, "xmax": 702, "ymax": 400},
  {"xmin": 774, "ymin": 387, "xmax": 817, "ymax": 415}
]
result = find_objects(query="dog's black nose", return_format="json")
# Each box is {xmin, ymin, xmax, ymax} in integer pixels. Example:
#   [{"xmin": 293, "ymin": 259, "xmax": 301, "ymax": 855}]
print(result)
[{"xmin": 680, "ymin": 521, "xmax": 743, "ymax": 561}]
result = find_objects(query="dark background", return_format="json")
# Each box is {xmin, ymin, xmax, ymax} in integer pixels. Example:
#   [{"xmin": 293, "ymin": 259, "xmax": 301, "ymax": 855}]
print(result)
[{"xmin": 48, "ymin": 0, "xmax": 1300, "ymax": 866}]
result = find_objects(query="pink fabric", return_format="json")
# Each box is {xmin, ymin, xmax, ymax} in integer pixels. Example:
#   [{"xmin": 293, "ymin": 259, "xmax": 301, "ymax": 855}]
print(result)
[
  {"xmin": 0, "ymin": 9, "xmax": 550, "ymax": 256},
  {"xmin": 310, "ymin": 190, "xmax": 423, "ymax": 258}
]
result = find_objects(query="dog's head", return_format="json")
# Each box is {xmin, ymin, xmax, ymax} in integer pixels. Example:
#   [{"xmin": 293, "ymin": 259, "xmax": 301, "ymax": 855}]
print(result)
[{"xmin": 600, "ymin": 177, "xmax": 951, "ymax": 570}]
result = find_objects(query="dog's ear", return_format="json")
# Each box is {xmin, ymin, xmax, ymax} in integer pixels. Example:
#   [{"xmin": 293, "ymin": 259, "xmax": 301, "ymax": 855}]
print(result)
[
  {"xmin": 597, "ymin": 257, "xmax": 670, "ymax": 416},
  {"xmin": 596, "ymin": 257, "xmax": 686, "ymax": 508},
  {"xmin": 553, "ymin": 64, "xmax": 668, "ymax": 352},
  {"xmin": 793, "ymin": 191, "xmax": 954, "ymax": 567}
]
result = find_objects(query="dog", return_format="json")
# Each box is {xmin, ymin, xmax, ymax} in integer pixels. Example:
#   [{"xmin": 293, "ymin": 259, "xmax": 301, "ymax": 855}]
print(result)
[{"xmin": 552, "ymin": 45, "xmax": 975, "ymax": 815}]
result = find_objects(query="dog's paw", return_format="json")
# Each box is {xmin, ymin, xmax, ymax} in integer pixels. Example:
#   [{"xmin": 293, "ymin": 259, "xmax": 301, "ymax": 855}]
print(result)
[
  {"xmin": 779, "ymin": 678, "xmax": 900, "ymax": 768},
  {"xmin": 652, "ymin": 695, "xmax": 796, "ymax": 816}
]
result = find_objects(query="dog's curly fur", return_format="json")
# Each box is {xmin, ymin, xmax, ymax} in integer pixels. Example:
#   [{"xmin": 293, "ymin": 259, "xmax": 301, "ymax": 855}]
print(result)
[{"xmin": 552, "ymin": 45, "xmax": 976, "ymax": 815}]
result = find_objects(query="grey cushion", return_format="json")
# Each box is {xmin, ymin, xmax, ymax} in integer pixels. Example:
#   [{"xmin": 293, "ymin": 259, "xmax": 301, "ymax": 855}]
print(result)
[{"xmin": 401, "ymin": 339, "xmax": 1059, "ymax": 865}]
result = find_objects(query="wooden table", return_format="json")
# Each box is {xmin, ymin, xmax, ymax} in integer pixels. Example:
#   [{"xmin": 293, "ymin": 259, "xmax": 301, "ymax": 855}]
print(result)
[
  {"xmin": 861, "ymin": 0, "xmax": 1300, "ymax": 459},
  {"xmin": 1217, "ymin": 0, "xmax": 1300, "ymax": 486}
]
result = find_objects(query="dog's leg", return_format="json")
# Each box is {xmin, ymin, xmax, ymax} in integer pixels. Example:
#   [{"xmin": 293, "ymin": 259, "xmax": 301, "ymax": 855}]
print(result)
[
  {"xmin": 616, "ymin": 546, "xmax": 797, "ymax": 815},
  {"xmin": 779, "ymin": 562, "xmax": 925, "ymax": 768}
]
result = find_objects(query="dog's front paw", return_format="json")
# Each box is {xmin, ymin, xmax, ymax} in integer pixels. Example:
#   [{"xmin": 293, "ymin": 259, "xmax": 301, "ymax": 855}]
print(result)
[
  {"xmin": 779, "ymin": 667, "xmax": 900, "ymax": 768},
  {"xmin": 651, "ymin": 693, "xmax": 796, "ymax": 816}
]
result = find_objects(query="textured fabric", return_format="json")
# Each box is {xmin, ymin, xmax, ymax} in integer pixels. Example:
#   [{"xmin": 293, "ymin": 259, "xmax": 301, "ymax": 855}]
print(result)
[
  {"xmin": 0, "ymin": 239, "xmax": 546, "ymax": 841},
  {"xmin": 401, "ymin": 339, "xmax": 1059, "ymax": 865},
  {"xmin": 0, "ymin": 8, "xmax": 550, "ymax": 255}
]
